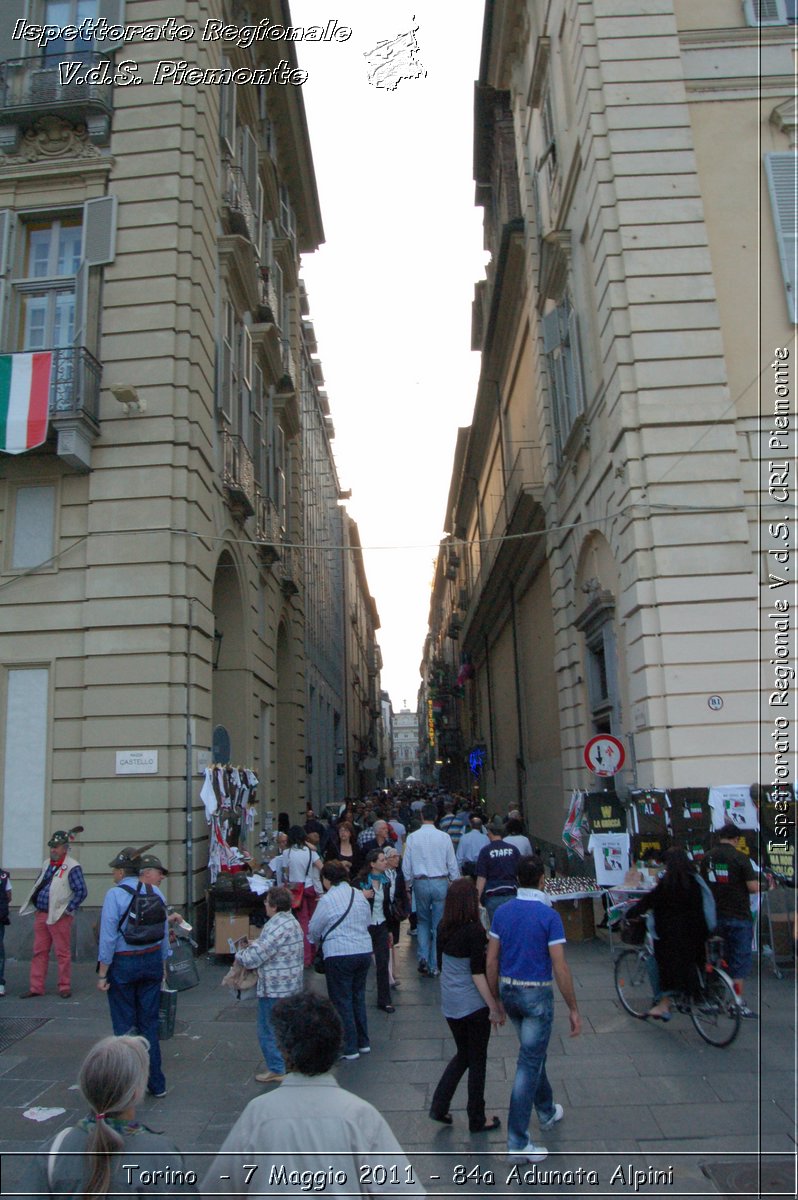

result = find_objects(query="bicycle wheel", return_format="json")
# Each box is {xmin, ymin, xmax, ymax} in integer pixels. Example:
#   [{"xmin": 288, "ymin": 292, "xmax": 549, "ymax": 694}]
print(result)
[
  {"xmin": 690, "ymin": 967, "xmax": 741, "ymax": 1047},
  {"xmin": 614, "ymin": 949, "xmax": 652, "ymax": 1017}
]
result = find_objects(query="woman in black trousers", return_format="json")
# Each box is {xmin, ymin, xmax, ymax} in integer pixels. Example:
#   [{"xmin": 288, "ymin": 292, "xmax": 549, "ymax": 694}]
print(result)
[{"xmin": 429, "ymin": 878, "xmax": 503, "ymax": 1133}]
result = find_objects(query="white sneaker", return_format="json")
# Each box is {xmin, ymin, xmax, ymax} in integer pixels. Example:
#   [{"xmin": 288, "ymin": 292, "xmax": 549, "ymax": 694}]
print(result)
[
  {"xmin": 539, "ymin": 1103, "xmax": 563, "ymax": 1131},
  {"xmin": 358, "ymin": 1046, "xmax": 371, "ymax": 1053},
  {"xmin": 508, "ymin": 1142, "xmax": 548, "ymax": 1164},
  {"xmin": 339, "ymin": 1053, "xmax": 359, "ymax": 1061},
  {"xmin": 0, "ymin": 984, "xmax": 5, "ymax": 996}
]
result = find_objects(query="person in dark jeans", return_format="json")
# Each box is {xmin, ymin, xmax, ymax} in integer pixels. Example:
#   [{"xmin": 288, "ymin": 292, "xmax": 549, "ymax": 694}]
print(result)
[
  {"xmin": 354, "ymin": 849, "xmax": 394, "ymax": 1013},
  {"xmin": 429, "ymin": 878, "xmax": 503, "ymax": 1133}
]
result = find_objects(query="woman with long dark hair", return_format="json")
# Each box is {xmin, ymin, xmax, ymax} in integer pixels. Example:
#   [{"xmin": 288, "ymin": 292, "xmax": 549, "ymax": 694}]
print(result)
[
  {"xmin": 637, "ymin": 846, "xmax": 713, "ymax": 1020},
  {"xmin": 324, "ymin": 820, "xmax": 359, "ymax": 875},
  {"xmin": 429, "ymin": 878, "xmax": 503, "ymax": 1133},
  {"xmin": 20, "ymin": 1035, "xmax": 194, "ymax": 1197}
]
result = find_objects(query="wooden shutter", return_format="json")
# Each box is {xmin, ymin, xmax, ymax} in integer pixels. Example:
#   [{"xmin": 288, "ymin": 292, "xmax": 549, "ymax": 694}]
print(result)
[
  {"xmin": 72, "ymin": 259, "xmax": 88, "ymax": 348},
  {"xmin": 765, "ymin": 153, "xmax": 797, "ymax": 323},
  {"xmin": 744, "ymin": 0, "xmax": 787, "ymax": 25},
  {"xmin": 220, "ymin": 64, "xmax": 236, "ymax": 155},
  {"xmin": 96, "ymin": 0, "xmax": 126, "ymax": 50}
]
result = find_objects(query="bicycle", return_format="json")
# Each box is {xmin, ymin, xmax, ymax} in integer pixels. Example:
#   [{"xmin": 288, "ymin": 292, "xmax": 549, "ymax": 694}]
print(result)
[{"xmin": 614, "ymin": 934, "xmax": 741, "ymax": 1047}]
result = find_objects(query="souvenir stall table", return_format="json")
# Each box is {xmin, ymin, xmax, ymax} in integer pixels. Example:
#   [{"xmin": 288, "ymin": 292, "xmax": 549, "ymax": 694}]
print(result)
[
  {"xmin": 542, "ymin": 876, "xmax": 603, "ymax": 942},
  {"xmin": 199, "ymin": 763, "xmax": 270, "ymax": 955}
]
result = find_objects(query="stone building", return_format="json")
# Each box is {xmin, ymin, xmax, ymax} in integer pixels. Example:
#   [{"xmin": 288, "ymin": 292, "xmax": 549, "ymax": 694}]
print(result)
[
  {"xmin": 429, "ymin": 0, "xmax": 795, "ymax": 846},
  {"xmin": 0, "ymin": 0, "xmax": 333, "ymax": 938}
]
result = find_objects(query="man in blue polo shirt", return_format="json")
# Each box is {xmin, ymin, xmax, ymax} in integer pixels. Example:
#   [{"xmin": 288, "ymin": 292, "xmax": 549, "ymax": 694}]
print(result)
[{"xmin": 486, "ymin": 855, "xmax": 581, "ymax": 1164}]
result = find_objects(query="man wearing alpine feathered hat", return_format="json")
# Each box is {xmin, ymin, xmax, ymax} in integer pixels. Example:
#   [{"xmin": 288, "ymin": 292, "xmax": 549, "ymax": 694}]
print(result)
[{"xmin": 19, "ymin": 826, "xmax": 87, "ymax": 998}]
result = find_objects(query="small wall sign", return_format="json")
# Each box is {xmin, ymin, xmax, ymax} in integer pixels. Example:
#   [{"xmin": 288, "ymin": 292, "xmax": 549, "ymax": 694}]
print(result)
[
  {"xmin": 115, "ymin": 750, "xmax": 158, "ymax": 775},
  {"xmin": 707, "ymin": 695, "xmax": 724, "ymax": 711}
]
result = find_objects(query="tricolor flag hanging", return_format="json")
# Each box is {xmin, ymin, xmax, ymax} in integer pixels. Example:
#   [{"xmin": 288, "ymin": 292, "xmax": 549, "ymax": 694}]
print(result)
[
  {"xmin": 0, "ymin": 352, "xmax": 53, "ymax": 455},
  {"xmin": 562, "ymin": 789, "xmax": 587, "ymax": 860}
]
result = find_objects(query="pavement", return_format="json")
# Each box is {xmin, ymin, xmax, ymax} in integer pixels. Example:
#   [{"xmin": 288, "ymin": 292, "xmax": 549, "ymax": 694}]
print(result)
[{"xmin": 0, "ymin": 929, "xmax": 795, "ymax": 1198}]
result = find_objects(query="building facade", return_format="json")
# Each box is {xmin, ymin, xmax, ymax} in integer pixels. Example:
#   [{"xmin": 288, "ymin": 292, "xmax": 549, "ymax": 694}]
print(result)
[
  {"xmin": 0, "ymin": 0, "xmax": 354, "ymax": 941},
  {"xmin": 428, "ymin": 0, "xmax": 795, "ymax": 847},
  {"xmin": 343, "ymin": 514, "xmax": 383, "ymax": 798},
  {"xmin": 393, "ymin": 705, "xmax": 422, "ymax": 782},
  {"xmin": 299, "ymin": 286, "xmax": 346, "ymax": 814}
]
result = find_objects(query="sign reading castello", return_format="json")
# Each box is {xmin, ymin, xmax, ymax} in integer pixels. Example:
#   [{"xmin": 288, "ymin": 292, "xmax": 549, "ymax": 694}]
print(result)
[{"xmin": 115, "ymin": 750, "xmax": 159, "ymax": 775}]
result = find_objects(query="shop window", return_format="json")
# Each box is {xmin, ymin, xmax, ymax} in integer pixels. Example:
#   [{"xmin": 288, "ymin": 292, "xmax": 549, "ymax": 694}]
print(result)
[{"xmin": 9, "ymin": 483, "xmax": 56, "ymax": 570}]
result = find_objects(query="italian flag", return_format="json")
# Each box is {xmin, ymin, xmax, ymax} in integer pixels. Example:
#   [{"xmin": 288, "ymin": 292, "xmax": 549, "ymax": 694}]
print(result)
[{"xmin": 0, "ymin": 352, "xmax": 52, "ymax": 454}]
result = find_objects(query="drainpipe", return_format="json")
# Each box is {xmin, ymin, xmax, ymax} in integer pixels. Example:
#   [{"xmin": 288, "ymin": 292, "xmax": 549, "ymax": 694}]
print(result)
[
  {"xmin": 509, "ymin": 584, "xmax": 526, "ymax": 805},
  {"xmin": 185, "ymin": 598, "xmax": 195, "ymax": 930}
]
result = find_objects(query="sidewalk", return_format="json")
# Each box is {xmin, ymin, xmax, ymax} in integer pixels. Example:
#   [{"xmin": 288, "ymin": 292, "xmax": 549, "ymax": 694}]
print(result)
[{"xmin": 0, "ymin": 932, "xmax": 794, "ymax": 1197}]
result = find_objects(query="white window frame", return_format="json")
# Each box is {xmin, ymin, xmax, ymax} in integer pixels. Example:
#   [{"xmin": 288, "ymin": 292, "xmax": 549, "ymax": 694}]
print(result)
[
  {"xmin": 743, "ymin": 0, "xmax": 789, "ymax": 26},
  {"xmin": 542, "ymin": 293, "xmax": 586, "ymax": 461}
]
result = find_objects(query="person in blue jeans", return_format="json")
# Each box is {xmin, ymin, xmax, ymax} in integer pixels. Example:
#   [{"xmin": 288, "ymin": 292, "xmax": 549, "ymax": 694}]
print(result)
[
  {"xmin": 235, "ymin": 886, "xmax": 304, "ymax": 1084},
  {"xmin": 309, "ymin": 862, "xmax": 374, "ymax": 1060},
  {"xmin": 486, "ymin": 855, "xmax": 581, "ymax": 1164},
  {"xmin": 96, "ymin": 853, "xmax": 173, "ymax": 1098}
]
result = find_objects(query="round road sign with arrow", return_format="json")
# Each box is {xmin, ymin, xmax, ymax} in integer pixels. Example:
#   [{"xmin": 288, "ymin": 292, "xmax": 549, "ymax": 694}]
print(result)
[{"xmin": 584, "ymin": 734, "xmax": 626, "ymax": 777}]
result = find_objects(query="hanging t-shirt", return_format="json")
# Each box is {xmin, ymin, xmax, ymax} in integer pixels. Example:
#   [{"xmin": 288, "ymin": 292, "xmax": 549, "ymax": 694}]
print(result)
[
  {"xmin": 628, "ymin": 789, "xmax": 670, "ymax": 836},
  {"xmin": 708, "ymin": 787, "xmax": 759, "ymax": 832},
  {"xmin": 587, "ymin": 832, "xmax": 631, "ymax": 886}
]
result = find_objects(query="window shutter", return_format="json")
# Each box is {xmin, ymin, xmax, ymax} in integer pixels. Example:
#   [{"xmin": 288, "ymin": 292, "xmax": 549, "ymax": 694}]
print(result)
[
  {"xmin": 743, "ymin": 0, "xmax": 787, "ymax": 25},
  {"xmin": 96, "ymin": 0, "xmax": 126, "ymax": 50},
  {"xmin": 567, "ymin": 305, "xmax": 586, "ymax": 418},
  {"xmin": 765, "ymin": 152, "xmax": 797, "ymax": 323},
  {"xmin": 220, "ymin": 65, "xmax": 236, "ymax": 155},
  {"xmin": 82, "ymin": 197, "xmax": 117, "ymax": 266},
  {"xmin": 541, "ymin": 307, "xmax": 561, "ymax": 354},
  {"xmin": 241, "ymin": 127, "xmax": 259, "ymax": 211},
  {"xmin": 0, "ymin": 209, "xmax": 11, "ymax": 276}
]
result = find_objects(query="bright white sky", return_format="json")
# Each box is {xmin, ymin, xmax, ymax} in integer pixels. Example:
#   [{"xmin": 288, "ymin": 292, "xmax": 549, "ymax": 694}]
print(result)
[{"xmin": 295, "ymin": 1, "xmax": 487, "ymax": 712}]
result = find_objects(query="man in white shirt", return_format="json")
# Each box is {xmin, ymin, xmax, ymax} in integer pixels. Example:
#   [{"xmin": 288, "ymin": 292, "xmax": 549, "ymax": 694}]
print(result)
[
  {"xmin": 402, "ymin": 803, "xmax": 459, "ymax": 976},
  {"xmin": 456, "ymin": 815, "xmax": 489, "ymax": 876},
  {"xmin": 503, "ymin": 818, "xmax": 533, "ymax": 858}
]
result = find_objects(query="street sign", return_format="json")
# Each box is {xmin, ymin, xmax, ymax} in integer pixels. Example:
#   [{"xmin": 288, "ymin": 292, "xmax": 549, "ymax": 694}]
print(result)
[{"xmin": 584, "ymin": 734, "xmax": 625, "ymax": 777}]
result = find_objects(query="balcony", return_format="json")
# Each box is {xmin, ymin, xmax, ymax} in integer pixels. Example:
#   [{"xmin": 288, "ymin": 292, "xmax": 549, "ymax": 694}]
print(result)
[
  {"xmin": 221, "ymin": 430, "xmax": 255, "ymax": 521},
  {"xmin": 221, "ymin": 159, "xmax": 259, "ymax": 247},
  {"xmin": 254, "ymin": 489, "xmax": 281, "ymax": 565},
  {"xmin": 0, "ymin": 347, "xmax": 101, "ymax": 471},
  {"xmin": 0, "ymin": 55, "xmax": 113, "ymax": 151},
  {"xmin": 277, "ymin": 544, "xmax": 299, "ymax": 597}
]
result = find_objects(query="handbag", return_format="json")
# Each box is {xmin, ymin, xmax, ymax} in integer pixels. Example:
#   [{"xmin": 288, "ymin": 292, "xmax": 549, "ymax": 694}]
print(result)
[
  {"xmin": 165, "ymin": 939, "xmax": 200, "ymax": 991},
  {"xmin": 314, "ymin": 889, "xmax": 355, "ymax": 974},
  {"xmin": 158, "ymin": 988, "xmax": 178, "ymax": 1041},
  {"xmin": 221, "ymin": 959, "xmax": 258, "ymax": 992},
  {"xmin": 289, "ymin": 849, "xmax": 313, "ymax": 908}
]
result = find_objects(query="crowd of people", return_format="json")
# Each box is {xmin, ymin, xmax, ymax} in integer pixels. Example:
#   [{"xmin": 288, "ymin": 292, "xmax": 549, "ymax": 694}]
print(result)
[{"xmin": 8, "ymin": 787, "xmax": 771, "ymax": 1194}]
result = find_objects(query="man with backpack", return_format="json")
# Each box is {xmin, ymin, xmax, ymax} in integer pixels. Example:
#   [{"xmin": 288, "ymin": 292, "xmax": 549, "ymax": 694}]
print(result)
[{"xmin": 97, "ymin": 852, "xmax": 172, "ymax": 1097}]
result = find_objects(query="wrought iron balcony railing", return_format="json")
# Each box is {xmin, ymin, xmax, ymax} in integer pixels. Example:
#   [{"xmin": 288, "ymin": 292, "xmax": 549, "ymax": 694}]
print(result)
[
  {"xmin": 0, "ymin": 54, "xmax": 113, "ymax": 125},
  {"xmin": 221, "ymin": 159, "xmax": 259, "ymax": 247},
  {"xmin": 47, "ymin": 345, "xmax": 102, "ymax": 424},
  {"xmin": 254, "ymin": 488, "xmax": 281, "ymax": 564},
  {"xmin": 221, "ymin": 429, "xmax": 255, "ymax": 520}
]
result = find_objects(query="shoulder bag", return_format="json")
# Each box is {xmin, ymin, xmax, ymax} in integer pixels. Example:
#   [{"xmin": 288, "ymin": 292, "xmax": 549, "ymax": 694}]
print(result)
[
  {"xmin": 288, "ymin": 849, "xmax": 313, "ymax": 909},
  {"xmin": 314, "ymin": 889, "xmax": 354, "ymax": 975}
]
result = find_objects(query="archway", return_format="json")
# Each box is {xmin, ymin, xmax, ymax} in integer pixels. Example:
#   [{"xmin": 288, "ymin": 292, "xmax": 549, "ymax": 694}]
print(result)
[{"xmin": 211, "ymin": 550, "xmax": 248, "ymax": 761}]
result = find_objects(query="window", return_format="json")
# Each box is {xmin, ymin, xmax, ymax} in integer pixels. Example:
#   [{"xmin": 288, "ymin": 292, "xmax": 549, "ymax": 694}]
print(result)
[
  {"xmin": 14, "ymin": 218, "xmax": 81, "ymax": 353},
  {"xmin": 542, "ymin": 293, "xmax": 586, "ymax": 460},
  {"xmin": 2, "ymin": 668, "xmax": 49, "ymax": 868},
  {"xmin": 41, "ymin": 1, "xmax": 97, "ymax": 59},
  {"xmin": 10, "ymin": 484, "xmax": 56, "ymax": 570},
  {"xmin": 218, "ymin": 301, "xmax": 255, "ymax": 439},
  {"xmin": 765, "ymin": 153, "xmax": 797, "ymax": 323},
  {"xmin": 743, "ymin": 0, "xmax": 797, "ymax": 25}
]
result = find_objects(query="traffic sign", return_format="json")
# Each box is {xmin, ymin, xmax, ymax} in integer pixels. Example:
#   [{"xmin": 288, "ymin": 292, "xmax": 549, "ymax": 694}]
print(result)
[{"xmin": 584, "ymin": 734, "xmax": 626, "ymax": 777}]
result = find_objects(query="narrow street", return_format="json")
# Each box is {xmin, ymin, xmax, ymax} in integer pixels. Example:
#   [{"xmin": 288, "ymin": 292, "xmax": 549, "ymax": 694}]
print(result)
[{"xmin": 0, "ymin": 933, "xmax": 793, "ymax": 1197}]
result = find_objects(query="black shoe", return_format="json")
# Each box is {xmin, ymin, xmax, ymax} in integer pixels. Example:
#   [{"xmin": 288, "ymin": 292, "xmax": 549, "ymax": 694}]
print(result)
[
  {"xmin": 417, "ymin": 962, "xmax": 429, "ymax": 975},
  {"xmin": 378, "ymin": 1004, "xmax": 396, "ymax": 1013},
  {"xmin": 429, "ymin": 1111, "xmax": 453, "ymax": 1125}
]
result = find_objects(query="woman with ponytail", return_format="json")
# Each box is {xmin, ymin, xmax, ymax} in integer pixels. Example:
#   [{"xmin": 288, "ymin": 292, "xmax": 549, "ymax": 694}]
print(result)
[{"xmin": 20, "ymin": 1035, "xmax": 195, "ymax": 1197}]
